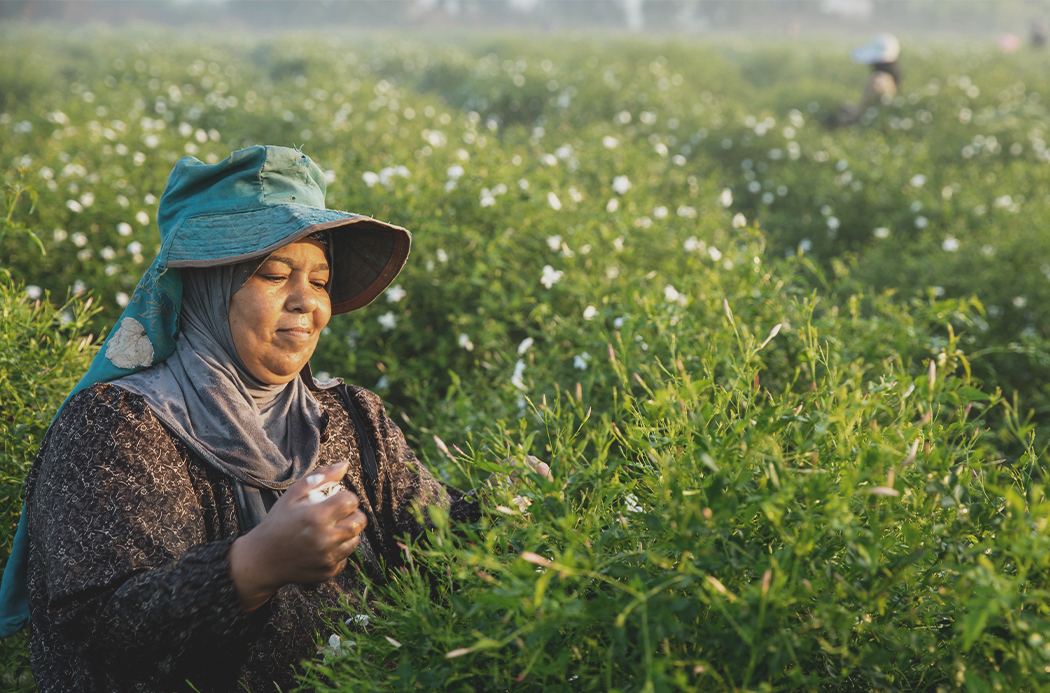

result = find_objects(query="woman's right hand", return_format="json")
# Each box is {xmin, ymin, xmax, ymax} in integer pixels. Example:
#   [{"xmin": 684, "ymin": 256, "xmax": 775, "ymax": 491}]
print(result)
[{"xmin": 227, "ymin": 462, "xmax": 367, "ymax": 612}]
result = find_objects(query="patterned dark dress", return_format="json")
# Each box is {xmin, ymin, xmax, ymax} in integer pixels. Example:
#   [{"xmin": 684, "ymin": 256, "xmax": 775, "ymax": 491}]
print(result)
[{"xmin": 25, "ymin": 382, "xmax": 478, "ymax": 692}]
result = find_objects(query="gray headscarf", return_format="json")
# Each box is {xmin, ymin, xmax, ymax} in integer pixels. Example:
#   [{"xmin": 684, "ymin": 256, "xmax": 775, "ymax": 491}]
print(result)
[{"xmin": 115, "ymin": 247, "xmax": 339, "ymax": 531}]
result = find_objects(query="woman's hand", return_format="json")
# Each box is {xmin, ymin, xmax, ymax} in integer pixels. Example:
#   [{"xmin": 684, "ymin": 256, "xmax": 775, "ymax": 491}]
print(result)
[{"xmin": 227, "ymin": 462, "xmax": 367, "ymax": 612}]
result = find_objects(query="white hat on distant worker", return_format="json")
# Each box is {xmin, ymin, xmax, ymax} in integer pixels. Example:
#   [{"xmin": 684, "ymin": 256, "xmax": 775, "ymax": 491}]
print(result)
[{"xmin": 851, "ymin": 34, "xmax": 900, "ymax": 64}]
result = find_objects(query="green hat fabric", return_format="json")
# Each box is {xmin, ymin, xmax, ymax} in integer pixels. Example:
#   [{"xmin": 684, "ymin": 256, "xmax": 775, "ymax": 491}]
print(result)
[{"xmin": 0, "ymin": 145, "xmax": 410, "ymax": 636}]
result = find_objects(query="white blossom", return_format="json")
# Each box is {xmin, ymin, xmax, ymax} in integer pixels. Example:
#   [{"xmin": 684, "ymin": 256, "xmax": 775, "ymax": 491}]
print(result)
[
  {"xmin": 540, "ymin": 264, "xmax": 563, "ymax": 288},
  {"xmin": 612, "ymin": 175, "xmax": 631, "ymax": 195},
  {"xmin": 378, "ymin": 312, "xmax": 397, "ymax": 330},
  {"xmin": 573, "ymin": 352, "xmax": 591, "ymax": 370},
  {"xmin": 583, "ymin": 305, "xmax": 597, "ymax": 320},
  {"xmin": 385, "ymin": 284, "xmax": 407, "ymax": 303},
  {"xmin": 517, "ymin": 337, "xmax": 534, "ymax": 355},
  {"xmin": 719, "ymin": 188, "xmax": 733, "ymax": 207},
  {"xmin": 732, "ymin": 213, "xmax": 747, "ymax": 228},
  {"xmin": 511, "ymin": 359, "xmax": 527, "ymax": 390},
  {"xmin": 547, "ymin": 192, "xmax": 562, "ymax": 211}
]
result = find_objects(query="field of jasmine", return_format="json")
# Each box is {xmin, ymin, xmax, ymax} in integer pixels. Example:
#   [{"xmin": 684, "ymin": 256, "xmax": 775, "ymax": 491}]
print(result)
[{"xmin": 5, "ymin": 25, "xmax": 1050, "ymax": 692}]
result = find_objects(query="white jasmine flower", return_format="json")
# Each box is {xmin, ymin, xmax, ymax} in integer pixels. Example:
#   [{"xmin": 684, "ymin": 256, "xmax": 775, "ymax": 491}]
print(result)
[
  {"xmin": 547, "ymin": 192, "xmax": 562, "ymax": 211},
  {"xmin": 511, "ymin": 359, "xmax": 527, "ymax": 390},
  {"xmin": 117, "ymin": 222, "xmax": 133, "ymax": 236},
  {"xmin": 664, "ymin": 285, "xmax": 681, "ymax": 302},
  {"xmin": 612, "ymin": 175, "xmax": 631, "ymax": 195},
  {"xmin": 677, "ymin": 205, "xmax": 696, "ymax": 218},
  {"xmin": 540, "ymin": 264, "xmax": 563, "ymax": 288},
  {"xmin": 66, "ymin": 200, "xmax": 83, "ymax": 213},
  {"xmin": 136, "ymin": 210, "xmax": 150, "ymax": 225},
  {"xmin": 385, "ymin": 284, "xmax": 406, "ymax": 303},
  {"xmin": 583, "ymin": 305, "xmax": 597, "ymax": 320},
  {"xmin": 624, "ymin": 493, "xmax": 642, "ymax": 513},
  {"xmin": 362, "ymin": 171, "xmax": 380, "ymax": 187},
  {"xmin": 910, "ymin": 174, "xmax": 927, "ymax": 188},
  {"xmin": 541, "ymin": 153, "xmax": 558, "ymax": 166},
  {"xmin": 915, "ymin": 216, "xmax": 928, "ymax": 229},
  {"xmin": 573, "ymin": 352, "xmax": 591, "ymax": 370},
  {"xmin": 346, "ymin": 614, "xmax": 371, "ymax": 628},
  {"xmin": 546, "ymin": 235, "xmax": 562, "ymax": 251},
  {"xmin": 684, "ymin": 236, "xmax": 700, "ymax": 252},
  {"xmin": 603, "ymin": 136, "xmax": 619, "ymax": 149},
  {"xmin": 437, "ymin": 249, "xmax": 448, "ymax": 263},
  {"xmin": 942, "ymin": 236, "xmax": 960, "ymax": 252},
  {"xmin": 116, "ymin": 292, "xmax": 129, "ymax": 307},
  {"xmin": 517, "ymin": 337, "xmax": 534, "ymax": 355},
  {"xmin": 25, "ymin": 285, "xmax": 42, "ymax": 300},
  {"xmin": 874, "ymin": 227, "xmax": 890, "ymax": 239},
  {"xmin": 458, "ymin": 333, "xmax": 474, "ymax": 351},
  {"xmin": 708, "ymin": 246, "xmax": 723, "ymax": 262},
  {"xmin": 378, "ymin": 312, "xmax": 397, "ymax": 330},
  {"xmin": 732, "ymin": 213, "xmax": 747, "ymax": 228},
  {"xmin": 613, "ymin": 317, "xmax": 626, "ymax": 328},
  {"xmin": 653, "ymin": 206, "xmax": 668, "ymax": 219},
  {"xmin": 719, "ymin": 188, "xmax": 733, "ymax": 207},
  {"xmin": 606, "ymin": 199, "xmax": 619, "ymax": 213}
]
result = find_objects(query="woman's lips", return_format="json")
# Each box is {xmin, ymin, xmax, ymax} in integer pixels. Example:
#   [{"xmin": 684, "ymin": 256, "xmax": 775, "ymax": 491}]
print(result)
[{"xmin": 277, "ymin": 327, "xmax": 314, "ymax": 340}]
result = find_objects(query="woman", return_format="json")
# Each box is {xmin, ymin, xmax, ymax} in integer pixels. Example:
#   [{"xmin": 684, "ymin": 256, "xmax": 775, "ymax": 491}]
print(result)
[
  {"xmin": 3, "ymin": 146, "xmax": 525, "ymax": 691},
  {"xmin": 829, "ymin": 34, "xmax": 901, "ymax": 127}
]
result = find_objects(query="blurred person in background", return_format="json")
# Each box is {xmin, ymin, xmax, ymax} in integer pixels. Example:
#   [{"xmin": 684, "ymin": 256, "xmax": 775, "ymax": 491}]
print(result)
[
  {"xmin": 827, "ymin": 33, "xmax": 901, "ymax": 127},
  {"xmin": 1032, "ymin": 19, "xmax": 1047, "ymax": 49},
  {"xmin": 0, "ymin": 145, "xmax": 549, "ymax": 692}
]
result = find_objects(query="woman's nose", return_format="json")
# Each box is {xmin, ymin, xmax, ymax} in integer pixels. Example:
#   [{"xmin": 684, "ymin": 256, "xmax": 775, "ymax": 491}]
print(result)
[{"xmin": 286, "ymin": 278, "xmax": 320, "ymax": 313}]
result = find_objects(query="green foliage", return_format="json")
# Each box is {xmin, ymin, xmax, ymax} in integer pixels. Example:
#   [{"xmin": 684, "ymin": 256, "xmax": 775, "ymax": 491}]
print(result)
[
  {"xmin": 0, "ymin": 272, "xmax": 99, "ymax": 690},
  {"xmin": 302, "ymin": 252, "xmax": 1050, "ymax": 692}
]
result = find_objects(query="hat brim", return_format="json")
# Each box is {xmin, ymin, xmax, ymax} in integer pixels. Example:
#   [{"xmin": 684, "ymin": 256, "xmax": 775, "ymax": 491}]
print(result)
[{"xmin": 166, "ymin": 204, "xmax": 411, "ymax": 315}]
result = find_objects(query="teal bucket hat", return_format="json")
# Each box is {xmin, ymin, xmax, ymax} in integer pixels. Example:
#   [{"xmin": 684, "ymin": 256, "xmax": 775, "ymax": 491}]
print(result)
[{"xmin": 0, "ymin": 145, "xmax": 411, "ymax": 636}]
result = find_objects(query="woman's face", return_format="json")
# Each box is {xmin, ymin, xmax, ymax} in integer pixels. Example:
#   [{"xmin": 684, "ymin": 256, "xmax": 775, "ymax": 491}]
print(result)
[{"xmin": 228, "ymin": 238, "xmax": 332, "ymax": 385}]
